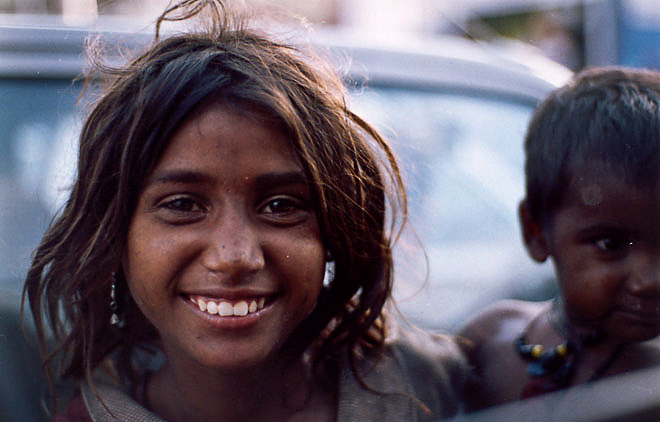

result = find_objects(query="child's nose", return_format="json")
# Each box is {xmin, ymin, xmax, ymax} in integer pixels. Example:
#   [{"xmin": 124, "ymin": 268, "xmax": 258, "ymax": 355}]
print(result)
[
  {"xmin": 201, "ymin": 211, "xmax": 265, "ymax": 279},
  {"xmin": 628, "ymin": 257, "xmax": 660, "ymax": 296}
]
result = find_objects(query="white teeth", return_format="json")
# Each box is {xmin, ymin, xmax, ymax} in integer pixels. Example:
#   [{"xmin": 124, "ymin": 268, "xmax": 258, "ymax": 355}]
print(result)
[
  {"xmin": 191, "ymin": 296, "xmax": 268, "ymax": 317},
  {"xmin": 234, "ymin": 301, "xmax": 249, "ymax": 316},
  {"xmin": 198, "ymin": 299, "xmax": 207, "ymax": 312},
  {"xmin": 218, "ymin": 301, "xmax": 233, "ymax": 316}
]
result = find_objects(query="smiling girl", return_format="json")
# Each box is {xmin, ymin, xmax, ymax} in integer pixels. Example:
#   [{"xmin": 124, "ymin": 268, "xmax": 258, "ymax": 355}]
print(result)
[{"xmin": 25, "ymin": 1, "xmax": 467, "ymax": 421}]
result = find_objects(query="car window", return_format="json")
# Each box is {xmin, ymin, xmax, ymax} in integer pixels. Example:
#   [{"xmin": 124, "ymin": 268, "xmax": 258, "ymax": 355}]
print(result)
[
  {"xmin": 351, "ymin": 87, "xmax": 530, "ymax": 242},
  {"xmin": 0, "ymin": 79, "xmax": 80, "ymax": 305},
  {"xmin": 349, "ymin": 86, "xmax": 555, "ymax": 330}
]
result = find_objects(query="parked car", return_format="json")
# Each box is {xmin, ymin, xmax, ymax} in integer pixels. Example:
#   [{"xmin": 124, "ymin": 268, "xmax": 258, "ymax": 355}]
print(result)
[
  {"xmin": 0, "ymin": 15, "xmax": 571, "ymax": 327},
  {"xmin": 313, "ymin": 29, "xmax": 571, "ymax": 330},
  {"xmin": 0, "ymin": 14, "xmax": 572, "ymax": 421}
]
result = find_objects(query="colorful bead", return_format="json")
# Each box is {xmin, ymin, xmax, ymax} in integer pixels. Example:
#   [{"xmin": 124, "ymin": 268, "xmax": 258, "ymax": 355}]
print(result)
[
  {"xmin": 515, "ymin": 335, "xmax": 573, "ymax": 380},
  {"xmin": 556, "ymin": 343, "xmax": 568, "ymax": 356}
]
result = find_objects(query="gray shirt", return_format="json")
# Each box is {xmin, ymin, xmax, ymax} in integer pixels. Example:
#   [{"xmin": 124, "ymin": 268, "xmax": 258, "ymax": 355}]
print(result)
[{"xmin": 82, "ymin": 322, "xmax": 468, "ymax": 421}]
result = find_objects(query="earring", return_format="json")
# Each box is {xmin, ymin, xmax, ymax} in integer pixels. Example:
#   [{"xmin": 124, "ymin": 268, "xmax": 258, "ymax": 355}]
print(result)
[
  {"xmin": 323, "ymin": 260, "xmax": 335, "ymax": 287},
  {"xmin": 110, "ymin": 273, "xmax": 124, "ymax": 328}
]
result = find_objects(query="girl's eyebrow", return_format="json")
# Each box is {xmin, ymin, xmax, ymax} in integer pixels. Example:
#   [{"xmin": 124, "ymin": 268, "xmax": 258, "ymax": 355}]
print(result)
[
  {"xmin": 254, "ymin": 171, "xmax": 310, "ymax": 189},
  {"xmin": 146, "ymin": 170, "xmax": 214, "ymax": 187},
  {"xmin": 144, "ymin": 170, "xmax": 310, "ymax": 188}
]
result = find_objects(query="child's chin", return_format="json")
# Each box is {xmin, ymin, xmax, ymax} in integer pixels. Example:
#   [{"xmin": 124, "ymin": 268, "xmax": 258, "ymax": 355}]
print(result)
[{"xmin": 614, "ymin": 325, "xmax": 660, "ymax": 343}]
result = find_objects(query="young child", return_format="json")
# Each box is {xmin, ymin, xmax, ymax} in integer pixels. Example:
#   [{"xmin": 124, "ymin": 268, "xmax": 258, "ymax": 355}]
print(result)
[
  {"xmin": 24, "ymin": 1, "xmax": 468, "ymax": 421},
  {"xmin": 459, "ymin": 67, "xmax": 660, "ymax": 410}
]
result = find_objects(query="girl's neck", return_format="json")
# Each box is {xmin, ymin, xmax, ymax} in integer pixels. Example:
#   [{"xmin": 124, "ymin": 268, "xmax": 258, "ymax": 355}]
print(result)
[{"xmin": 147, "ymin": 352, "xmax": 335, "ymax": 422}]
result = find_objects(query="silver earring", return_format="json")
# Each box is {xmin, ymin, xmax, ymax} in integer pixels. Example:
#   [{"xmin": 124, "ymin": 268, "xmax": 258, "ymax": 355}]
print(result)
[
  {"xmin": 323, "ymin": 261, "xmax": 335, "ymax": 287},
  {"xmin": 110, "ymin": 273, "xmax": 123, "ymax": 327}
]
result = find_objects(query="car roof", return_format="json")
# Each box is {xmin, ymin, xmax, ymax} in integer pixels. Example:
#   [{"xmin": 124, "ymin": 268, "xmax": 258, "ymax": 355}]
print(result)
[
  {"xmin": 0, "ymin": 14, "xmax": 153, "ymax": 78},
  {"xmin": 309, "ymin": 27, "xmax": 571, "ymax": 102},
  {"xmin": 0, "ymin": 14, "xmax": 571, "ymax": 103}
]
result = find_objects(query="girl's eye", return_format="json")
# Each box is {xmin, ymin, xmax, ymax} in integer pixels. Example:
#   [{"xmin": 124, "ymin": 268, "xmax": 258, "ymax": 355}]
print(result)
[
  {"xmin": 259, "ymin": 197, "xmax": 309, "ymax": 223},
  {"xmin": 152, "ymin": 195, "xmax": 206, "ymax": 224},
  {"xmin": 261, "ymin": 198, "xmax": 299, "ymax": 215},
  {"xmin": 160, "ymin": 196, "xmax": 204, "ymax": 214}
]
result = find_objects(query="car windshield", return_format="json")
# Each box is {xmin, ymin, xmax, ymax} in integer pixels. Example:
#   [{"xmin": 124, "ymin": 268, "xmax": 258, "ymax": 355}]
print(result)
[
  {"xmin": 0, "ymin": 79, "xmax": 81, "ymax": 306},
  {"xmin": 351, "ymin": 86, "xmax": 530, "ymax": 243},
  {"xmin": 349, "ymin": 86, "xmax": 554, "ymax": 330}
]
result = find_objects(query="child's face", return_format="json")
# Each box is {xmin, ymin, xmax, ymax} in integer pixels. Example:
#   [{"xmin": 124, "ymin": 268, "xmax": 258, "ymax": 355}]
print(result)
[
  {"xmin": 545, "ymin": 174, "xmax": 660, "ymax": 341},
  {"xmin": 123, "ymin": 102, "xmax": 326, "ymax": 370}
]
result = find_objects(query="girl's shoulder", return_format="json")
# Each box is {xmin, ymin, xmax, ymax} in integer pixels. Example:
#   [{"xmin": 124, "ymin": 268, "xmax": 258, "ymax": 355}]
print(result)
[
  {"xmin": 383, "ymin": 317, "xmax": 468, "ymax": 373},
  {"xmin": 337, "ymin": 318, "xmax": 469, "ymax": 421},
  {"xmin": 387, "ymin": 320, "xmax": 471, "ymax": 412}
]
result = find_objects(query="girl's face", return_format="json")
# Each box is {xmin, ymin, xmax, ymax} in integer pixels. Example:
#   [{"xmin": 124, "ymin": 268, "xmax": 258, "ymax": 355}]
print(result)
[
  {"xmin": 124, "ymin": 102, "xmax": 326, "ymax": 371},
  {"xmin": 544, "ymin": 174, "xmax": 660, "ymax": 341}
]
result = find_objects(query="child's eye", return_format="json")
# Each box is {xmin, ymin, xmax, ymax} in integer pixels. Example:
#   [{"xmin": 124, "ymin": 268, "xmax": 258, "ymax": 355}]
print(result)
[{"xmin": 593, "ymin": 236, "xmax": 633, "ymax": 252}]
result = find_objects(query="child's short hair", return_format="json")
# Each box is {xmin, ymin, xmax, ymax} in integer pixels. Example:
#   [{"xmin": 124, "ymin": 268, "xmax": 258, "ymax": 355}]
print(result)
[
  {"xmin": 25, "ymin": 1, "xmax": 405, "ymax": 393},
  {"xmin": 524, "ymin": 67, "xmax": 660, "ymax": 224}
]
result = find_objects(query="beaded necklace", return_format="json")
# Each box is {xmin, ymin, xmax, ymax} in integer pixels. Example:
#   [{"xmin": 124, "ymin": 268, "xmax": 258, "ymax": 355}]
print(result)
[{"xmin": 515, "ymin": 300, "xmax": 625, "ymax": 399}]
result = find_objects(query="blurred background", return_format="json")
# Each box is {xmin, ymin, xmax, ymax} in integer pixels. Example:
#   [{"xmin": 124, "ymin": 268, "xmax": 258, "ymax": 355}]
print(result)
[{"xmin": 2, "ymin": 0, "xmax": 660, "ymax": 71}]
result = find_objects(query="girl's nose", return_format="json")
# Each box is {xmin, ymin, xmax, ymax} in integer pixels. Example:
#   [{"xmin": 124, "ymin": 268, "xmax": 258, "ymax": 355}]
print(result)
[{"xmin": 201, "ymin": 212, "xmax": 265, "ymax": 278}]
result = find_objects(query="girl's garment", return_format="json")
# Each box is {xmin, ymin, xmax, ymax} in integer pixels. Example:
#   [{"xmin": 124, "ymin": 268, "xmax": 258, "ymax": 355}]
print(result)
[
  {"xmin": 52, "ymin": 396, "xmax": 91, "ymax": 422},
  {"xmin": 54, "ymin": 321, "xmax": 468, "ymax": 422},
  {"xmin": 337, "ymin": 320, "xmax": 468, "ymax": 420}
]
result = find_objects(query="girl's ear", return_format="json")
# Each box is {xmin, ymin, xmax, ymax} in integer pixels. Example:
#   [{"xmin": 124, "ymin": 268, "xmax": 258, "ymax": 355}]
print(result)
[{"xmin": 519, "ymin": 200, "xmax": 549, "ymax": 263}]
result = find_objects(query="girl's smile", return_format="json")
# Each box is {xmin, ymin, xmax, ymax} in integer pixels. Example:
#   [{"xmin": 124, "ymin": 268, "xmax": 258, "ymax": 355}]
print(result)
[
  {"xmin": 123, "ymin": 101, "xmax": 326, "ymax": 371},
  {"xmin": 185, "ymin": 291, "xmax": 271, "ymax": 327}
]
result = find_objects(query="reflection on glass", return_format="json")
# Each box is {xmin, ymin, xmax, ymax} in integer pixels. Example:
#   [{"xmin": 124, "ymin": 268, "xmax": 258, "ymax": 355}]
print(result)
[
  {"xmin": 0, "ymin": 79, "xmax": 80, "ymax": 300},
  {"xmin": 351, "ymin": 87, "xmax": 555, "ymax": 330}
]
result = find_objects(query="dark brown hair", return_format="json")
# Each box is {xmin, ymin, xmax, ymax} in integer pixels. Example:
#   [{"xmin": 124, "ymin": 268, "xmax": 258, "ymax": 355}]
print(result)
[
  {"xmin": 524, "ymin": 66, "xmax": 660, "ymax": 225},
  {"xmin": 24, "ymin": 0, "xmax": 406, "ymax": 408}
]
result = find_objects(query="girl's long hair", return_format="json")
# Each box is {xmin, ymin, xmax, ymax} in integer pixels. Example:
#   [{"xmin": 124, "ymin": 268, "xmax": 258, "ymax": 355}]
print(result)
[{"xmin": 24, "ymin": 0, "xmax": 406, "ymax": 410}]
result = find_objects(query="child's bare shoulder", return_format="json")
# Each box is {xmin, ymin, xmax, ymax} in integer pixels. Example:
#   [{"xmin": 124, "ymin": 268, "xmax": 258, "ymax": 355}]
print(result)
[{"xmin": 458, "ymin": 299, "xmax": 546, "ymax": 345}]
